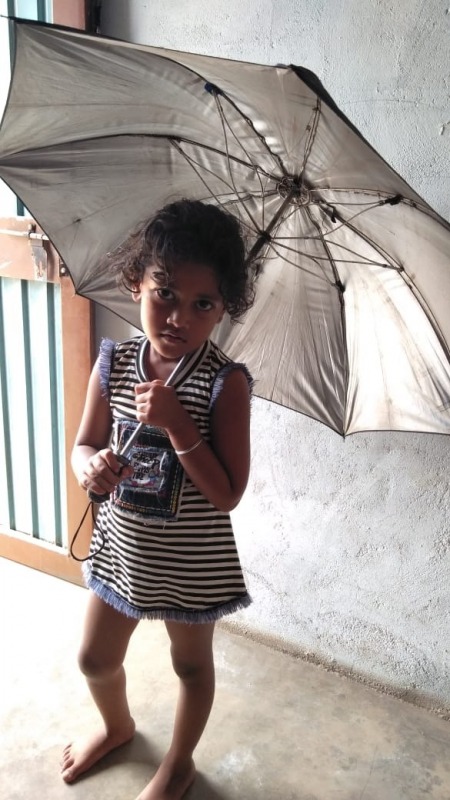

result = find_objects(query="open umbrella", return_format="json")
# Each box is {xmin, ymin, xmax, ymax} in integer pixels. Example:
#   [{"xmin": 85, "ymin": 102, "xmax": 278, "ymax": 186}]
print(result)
[{"xmin": 0, "ymin": 18, "xmax": 449, "ymax": 436}]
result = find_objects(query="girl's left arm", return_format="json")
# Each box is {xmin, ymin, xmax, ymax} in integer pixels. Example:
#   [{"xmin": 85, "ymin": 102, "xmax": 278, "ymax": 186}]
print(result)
[{"xmin": 163, "ymin": 369, "xmax": 251, "ymax": 511}]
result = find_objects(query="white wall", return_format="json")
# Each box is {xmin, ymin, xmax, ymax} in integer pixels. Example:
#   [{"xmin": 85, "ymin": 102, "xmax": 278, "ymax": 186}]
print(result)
[{"xmin": 100, "ymin": 0, "xmax": 450, "ymax": 712}]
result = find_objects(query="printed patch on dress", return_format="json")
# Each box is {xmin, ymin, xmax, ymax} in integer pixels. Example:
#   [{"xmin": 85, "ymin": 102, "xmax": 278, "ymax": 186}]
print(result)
[{"xmin": 112, "ymin": 420, "xmax": 184, "ymax": 522}]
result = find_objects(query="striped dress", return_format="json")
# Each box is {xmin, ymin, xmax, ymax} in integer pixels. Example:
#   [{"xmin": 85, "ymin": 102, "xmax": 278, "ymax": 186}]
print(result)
[{"xmin": 83, "ymin": 335, "xmax": 252, "ymax": 623}]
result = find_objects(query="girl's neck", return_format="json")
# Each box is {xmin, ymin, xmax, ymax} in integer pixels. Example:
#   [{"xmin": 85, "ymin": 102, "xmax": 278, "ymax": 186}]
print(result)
[{"xmin": 146, "ymin": 343, "xmax": 180, "ymax": 383}]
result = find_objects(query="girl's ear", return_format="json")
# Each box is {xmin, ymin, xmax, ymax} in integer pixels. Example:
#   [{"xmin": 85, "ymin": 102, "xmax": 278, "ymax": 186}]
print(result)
[{"xmin": 131, "ymin": 285, "xmax": 142, "ymax": 303}]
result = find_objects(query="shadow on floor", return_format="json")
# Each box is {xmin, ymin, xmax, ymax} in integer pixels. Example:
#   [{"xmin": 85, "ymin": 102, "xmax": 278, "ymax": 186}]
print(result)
[{"xmin": 1, "ymin": 558, "xmax": 450, "ymax": 800}]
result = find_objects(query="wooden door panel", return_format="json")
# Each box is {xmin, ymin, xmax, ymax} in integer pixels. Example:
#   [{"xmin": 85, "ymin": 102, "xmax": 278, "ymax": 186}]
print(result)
[
  {"xmin": 0, "ymin": 2, "xmax": 95, "ymax": 584},
  {"xmin": 0, "ymin": 227, "xmax": 93, "ymax": 584}
]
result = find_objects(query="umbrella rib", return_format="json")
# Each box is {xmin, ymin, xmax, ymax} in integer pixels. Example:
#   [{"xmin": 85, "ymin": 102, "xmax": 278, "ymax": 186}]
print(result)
[
  {"xmin": 170, "ymin": 142, "xmax": 284, "ymax": 256},
  {"xmin": 212, "ymin": 93, "xmax": 301, "ymax": 237},
  {"xmin": 301, "ymin": 197, "xmax": 404, "ymax": 270},
  {"xmin": 172, "ymin": 134, "xmax": 277, "ymax": 179},
  {"xmin": 278, "ymin": 204, "xmax": 398, "ymax": 268},
  {"xmin": 7, "ymin": 131, "xmax": 276, "ymax": 181},
  {"xmin": 205, "ymin": 83, "xmax": 289, "ymax": 178},
  {"xmin": 212, "ymin": 101, "xmax": 263, "ymax": 232},
  {"xmin": 266, "ymin": 240, "xmax": 335, "ymax": 284},
  {"xmin": 316, "ymin": 198, "xmax": 401, "ymax": 242},
  {"xmin": 307, "ymin": 202, "xmax": 450, "ymax": 419},
  {"xmin": 320, "ymin": 197, "xmax": 396, "ymax": 207},
  {"xmin": 328, "ymin": 208, "xmax": 403, "ymax": 270},
  {"xmin": 305, "ymin": 205, "xmax": 347, "ymax": 289},
  {"xmin": 401, "ymin": 197, "xmax": 450, "ymax": 232},
  {"xmin": 318, "ymin": 188, "xmax": 450, "ymax": 227},
  {"xmin": 169, "ymin": 137, "xmax": 242, "ymax": 196},
  {"xmin": 300, "ymin": 102, "xmax": 321, "ymax": 175},
  {"xmin": 305, "ymin": 203, "xmax": 349, "ymax": 421},
  {"xmin": 314, "ymin": 188, "xmax": 402, "ymax": 201},
  {"xmin": 214, "ymin": 94, "xmax": 268, "ymax": 208},
  {"xmin": 169, "ymin": 138, "xmax": 262, "ymax": 238},
  {"xmin": 272, "ymin": 237, "xmax": 393, "ymax": 268},
  {"xmin": 318, "ymin": 202, "xmax": 383, "ymax": 230},
  {"xmin": 273, "ymin": 221, "xmax": 397, "ymax": 270},
  {"xmin": 243, "ymin": 193, "xmax": 336, "ymax": 284},
  {"xmin": 338, "ymin": 197, "xmax": 448, "ymax": 272}
]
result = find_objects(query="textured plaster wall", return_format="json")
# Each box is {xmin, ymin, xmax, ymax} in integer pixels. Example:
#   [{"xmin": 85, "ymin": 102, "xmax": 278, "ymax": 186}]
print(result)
[{"xmin": 100, "ymin": 0, "xmax": 450, "ymax": 711}]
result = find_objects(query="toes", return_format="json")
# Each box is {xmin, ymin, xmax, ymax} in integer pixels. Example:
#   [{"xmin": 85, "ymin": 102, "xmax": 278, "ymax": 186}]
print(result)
[
  {"xmin": 61, "ymin": 750, "xmax": 76, "ymax": 783},
  {"xmin": 60, "ymin": 747, "xmax": 74, "ymax": 771},
  {"xmin": 62, "ymin": 768, "xmax": 75, "ymax": 784},
  {"xmin": 61, "ymin": 743, "xmax": 73, "ymax": 760}
]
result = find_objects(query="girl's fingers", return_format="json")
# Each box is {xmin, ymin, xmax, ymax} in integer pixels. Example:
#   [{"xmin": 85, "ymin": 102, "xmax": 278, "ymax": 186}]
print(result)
[
  {"xmin": 102, "ymin": 449, "xmax": 124, "ymax": 473},
  {"xmin": 135, "ymin": 380, "xmax": 164, "ymax": 394},
  {"xmin": 85, "ymin": 451, "xmax": 127, "ymax": 490},
  {"xmin": 79, "ymin": 449, "xmax": 133, "ymax": 497}
]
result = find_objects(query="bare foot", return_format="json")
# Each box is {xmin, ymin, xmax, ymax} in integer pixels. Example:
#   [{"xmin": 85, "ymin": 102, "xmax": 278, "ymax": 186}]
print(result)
[
  {"xmin": 135, "ymin": 755, "xmax": 196, "ymax": 800},
  {"xmin": 61, "ymin": 718, "xmax": 136, "ymax": 783}
]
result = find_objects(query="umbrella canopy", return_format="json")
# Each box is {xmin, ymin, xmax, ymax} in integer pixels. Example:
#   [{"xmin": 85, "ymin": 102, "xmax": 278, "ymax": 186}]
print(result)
[{"xmin": 1, "ymin": 19, "xmax": 449, "ymax": 436}]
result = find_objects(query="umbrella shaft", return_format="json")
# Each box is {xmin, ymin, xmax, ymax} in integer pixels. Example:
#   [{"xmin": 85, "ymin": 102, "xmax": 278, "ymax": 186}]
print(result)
[
  {"xmin": 119, "ymin": 422, "xmax": 143, "ymax": 458},
  {"xmin": 245, "ymin": 190, "xmax": 296, "ymax": 264}
]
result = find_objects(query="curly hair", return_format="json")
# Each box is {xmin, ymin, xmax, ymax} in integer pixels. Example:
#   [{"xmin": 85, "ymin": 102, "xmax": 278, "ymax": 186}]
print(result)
[{"xmin": 105, "ymin": 199, "xmax": 255, "ymax": 322}]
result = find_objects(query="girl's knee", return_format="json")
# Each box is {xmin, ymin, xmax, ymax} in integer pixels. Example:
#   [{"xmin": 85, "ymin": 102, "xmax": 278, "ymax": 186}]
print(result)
[
  {"xmin": 170, "ymin": 647, "xmax": 214, "ymax": 682},
  {"xmin": 77, "ymin": 646, "xmax": 122, "ymax": 680},
  {"xmin": 165, "ymin": 619, "xmax": 215, "ymax": 682}
]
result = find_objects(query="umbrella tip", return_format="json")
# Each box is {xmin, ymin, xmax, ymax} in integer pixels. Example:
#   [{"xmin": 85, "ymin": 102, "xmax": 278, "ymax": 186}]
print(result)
[
  {"xmin": 383, "ymin": 194, "xmax": 403, "ymax": 206},
  {"xmin": 204, "ymin": 82, "xmax": 223, "ymax": 96}
]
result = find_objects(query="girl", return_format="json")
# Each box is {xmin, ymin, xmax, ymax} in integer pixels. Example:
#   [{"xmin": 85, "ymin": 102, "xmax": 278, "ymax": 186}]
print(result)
[{"xmin": 62, "ymin": 199, "xmax": 255, "ymax": 800}]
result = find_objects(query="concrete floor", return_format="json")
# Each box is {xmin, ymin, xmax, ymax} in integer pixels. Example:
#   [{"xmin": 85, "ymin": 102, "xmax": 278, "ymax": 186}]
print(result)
[{"xmin": 1, "ymin": 558, "xmax": 450, "ymax": 800}]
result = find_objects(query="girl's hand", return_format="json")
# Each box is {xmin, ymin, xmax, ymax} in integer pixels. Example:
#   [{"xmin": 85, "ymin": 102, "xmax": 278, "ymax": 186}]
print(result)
[
  {"xmin": 79, "ymin": 447, "xmax": 134, "ymax": 497},
  {"xmin": 135, "ymin": 381, "xmax": 184, "ymax": 430}
]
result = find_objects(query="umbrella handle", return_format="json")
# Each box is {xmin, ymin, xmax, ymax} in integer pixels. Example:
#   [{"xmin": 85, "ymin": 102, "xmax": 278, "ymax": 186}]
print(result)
[
  {"xmin": 87, "ymin": 351, "xmax": 189, "ymax": 504},
  {"xmin": 87, "ymin": 453, "xmax": 131, "ymax": 505}
]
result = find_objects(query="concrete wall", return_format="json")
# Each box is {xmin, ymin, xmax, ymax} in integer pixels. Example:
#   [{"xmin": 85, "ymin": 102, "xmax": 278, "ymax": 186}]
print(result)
[{"xmin": 100, "ymin": 0, "xmax": 450, "ymax": 712}]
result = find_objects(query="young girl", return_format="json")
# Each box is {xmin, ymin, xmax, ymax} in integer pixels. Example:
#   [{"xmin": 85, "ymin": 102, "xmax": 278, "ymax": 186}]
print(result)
[{"xmin": 61, "ymin": 199, "xmax": 255, "ymax": 800}]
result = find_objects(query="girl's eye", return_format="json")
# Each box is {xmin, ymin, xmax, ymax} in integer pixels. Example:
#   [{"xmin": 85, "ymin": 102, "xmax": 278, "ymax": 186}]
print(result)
[
  {"xmin": 196, "ymin": 299, "xmax": 214, "ymax": 311},
  {"xmin": 156, "ymin": 288, "xmax": 174, "ymax": 301}
]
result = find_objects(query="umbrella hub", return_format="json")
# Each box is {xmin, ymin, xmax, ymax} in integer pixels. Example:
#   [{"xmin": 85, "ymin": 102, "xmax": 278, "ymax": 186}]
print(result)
[{"xmin": 277, "ymin": 176, "xmax": 310, "ymax": 205}]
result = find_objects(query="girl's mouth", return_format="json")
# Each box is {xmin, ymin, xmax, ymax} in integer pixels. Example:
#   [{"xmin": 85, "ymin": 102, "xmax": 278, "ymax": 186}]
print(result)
[{"xmin": 160, "ymin": 331, "xmax": 186, "ymax": 343}]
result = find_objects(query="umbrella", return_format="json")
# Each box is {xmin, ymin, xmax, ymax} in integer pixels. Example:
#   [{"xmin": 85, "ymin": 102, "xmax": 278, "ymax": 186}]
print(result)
[{"xmin": 0, "ymin": 19, "xmax": 449, "ymax": 436}]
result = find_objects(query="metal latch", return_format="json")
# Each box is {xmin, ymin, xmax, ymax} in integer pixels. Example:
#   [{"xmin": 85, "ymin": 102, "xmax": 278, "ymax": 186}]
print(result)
[
  {"xmin": 0, "ymin": 222, "xmax": 50, "ymax": 280},
  {"xmin": 28, "ymin": 223, "xmax": 48, "ymax": 280}
]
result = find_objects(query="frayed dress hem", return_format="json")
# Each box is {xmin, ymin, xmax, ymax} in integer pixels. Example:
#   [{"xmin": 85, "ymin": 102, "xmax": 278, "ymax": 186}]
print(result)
[{"xmin": 84, "ymin": 569, "xmax": 252, "ymax": 623}]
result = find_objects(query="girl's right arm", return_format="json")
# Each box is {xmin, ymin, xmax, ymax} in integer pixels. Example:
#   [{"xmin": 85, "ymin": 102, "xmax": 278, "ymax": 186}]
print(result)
[{"xmin": 71, "ymin": 360, "xmax": 133, "ymax": 498}]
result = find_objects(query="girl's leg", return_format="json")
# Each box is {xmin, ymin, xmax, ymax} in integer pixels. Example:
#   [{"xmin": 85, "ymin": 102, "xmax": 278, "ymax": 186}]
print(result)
[
  {"xmin": 61, "ymin": 591, "xmax": 139, "ymax": 783},
  {"xmin": 136, "ymin": 620, "xmax": 215, "ymax": 800}
]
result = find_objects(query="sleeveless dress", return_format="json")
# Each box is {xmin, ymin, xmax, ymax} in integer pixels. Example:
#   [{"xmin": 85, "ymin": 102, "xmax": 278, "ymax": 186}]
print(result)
[{"xmin": 83, "ymin": 335, "xmax": 252, "ymax": 623}]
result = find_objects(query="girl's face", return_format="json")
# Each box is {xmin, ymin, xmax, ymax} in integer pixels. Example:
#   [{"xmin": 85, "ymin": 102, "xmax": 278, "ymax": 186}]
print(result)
[{"xmin": 133, "ymin": 261, "xmax": 225, "ymax": 360}]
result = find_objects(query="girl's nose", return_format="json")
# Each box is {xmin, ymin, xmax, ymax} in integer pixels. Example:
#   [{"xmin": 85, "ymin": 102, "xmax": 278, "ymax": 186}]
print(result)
[{"xmin": 167, "ymin": 304, "xmax": 189, "ymax": 327}]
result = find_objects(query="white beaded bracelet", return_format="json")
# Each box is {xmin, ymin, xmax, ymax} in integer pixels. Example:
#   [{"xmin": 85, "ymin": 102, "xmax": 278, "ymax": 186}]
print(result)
[{"xmin": 175, "ymin": 438, "xmax": 203, "ymax": 456}]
